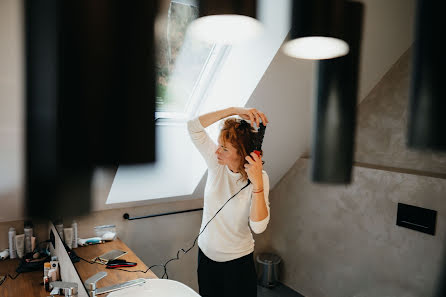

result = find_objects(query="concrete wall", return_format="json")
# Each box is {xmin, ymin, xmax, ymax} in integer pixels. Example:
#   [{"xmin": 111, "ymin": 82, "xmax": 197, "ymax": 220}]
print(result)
[
  {"xmin": 267, "ymin": 51, "xmax": 446, "ymax": 297},
  {"xmin": 355, "ymin": 49, "xmax": 446, "ymax": 174},
  {"xmin": 270, "ymin": 159, "xmax": 445, "ymax": 297}
]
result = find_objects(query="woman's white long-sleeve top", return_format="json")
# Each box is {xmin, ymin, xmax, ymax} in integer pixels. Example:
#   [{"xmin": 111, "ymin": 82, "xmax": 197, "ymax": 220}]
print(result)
[{"xmin": 187, "ymin": 117, "xmax": 270, "ymax": 262}]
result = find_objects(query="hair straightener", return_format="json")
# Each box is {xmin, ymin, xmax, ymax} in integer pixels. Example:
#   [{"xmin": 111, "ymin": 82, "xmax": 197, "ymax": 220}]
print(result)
[{"xmin": 106, "ymin": 259, "xmax": 137, "ymax": 269}]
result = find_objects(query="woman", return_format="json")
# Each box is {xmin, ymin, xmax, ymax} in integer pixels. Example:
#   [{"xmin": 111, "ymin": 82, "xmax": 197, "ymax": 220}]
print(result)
[{"xmin": 187, "ymin": 107, "xmax": 270, "ymax": 297}]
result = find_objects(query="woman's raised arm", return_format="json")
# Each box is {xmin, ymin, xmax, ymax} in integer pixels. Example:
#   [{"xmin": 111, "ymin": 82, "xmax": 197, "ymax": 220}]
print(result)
[
  {"xmin": 198, "ymin": 107, "xmax": 236, "ymax": 128},
  {"xmin": 198, "ymin": 107, "xmax": 269, "ymax": 128}
]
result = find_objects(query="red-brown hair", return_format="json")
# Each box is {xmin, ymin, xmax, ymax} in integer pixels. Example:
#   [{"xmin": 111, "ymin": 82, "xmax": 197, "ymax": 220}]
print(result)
[{"xmin": 219, "ymin": 118, "xmax": 261, "ymax": 181}]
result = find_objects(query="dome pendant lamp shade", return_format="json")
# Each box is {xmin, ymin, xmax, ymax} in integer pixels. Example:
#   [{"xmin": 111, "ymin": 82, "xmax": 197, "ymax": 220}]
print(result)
[
  {"xmin": 310, "ymin": 1, "xmax": 364, "ymax": 184},
  {"xmin": 188, "ymin": 0, "xmax": 263, "ymax": 44},
  {"xmin": 283, "ymin": 0, "xmax": 349, "ymax": 60},
  {"xmin": 407, "ymin": 0, "xmax": 446, "ymax": 151}
]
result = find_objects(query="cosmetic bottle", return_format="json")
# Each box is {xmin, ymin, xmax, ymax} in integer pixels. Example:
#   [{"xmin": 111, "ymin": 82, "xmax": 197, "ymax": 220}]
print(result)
[
  {"xmin": 64, "ymin": 228, "xmax": 73, "ymax": 249},
  {"xmin": 43, "ymin": 276, "xmax": 50, "ymax": 291},
  {"xmin": 44, "ymin": 262, "xmax": 51, "ymax": 277},
  {"xmin": 72, "ymin": 220, "xmax": 78, "ymax": 248},
  {"xmin": 50, "ymin": 257, "xmax": 60, "ymax": 281},
  {"xmin": 0, "ymin": 249, "xmax": 9, "ymax": 260},
  {"xmin": 48, "ymin": 268, "xmax": 57, "ymax": 282},
  {"xmin": 15, "ymin": 234, "xmax": 25, "ymax": 258},
  {"xmin": 24, "ymin": 221, "xmax": 34, "ymax": 254},
  {"xmin": 55, "ymin": 220, "xmax": 64, "ymax": 242},
  {"xmin": 31, "ymin": 236, "xmax": 36, "ymax": 252},
  {"xmin": 8, "ymin": 227, "xmax": 17, "ymax": 259}
]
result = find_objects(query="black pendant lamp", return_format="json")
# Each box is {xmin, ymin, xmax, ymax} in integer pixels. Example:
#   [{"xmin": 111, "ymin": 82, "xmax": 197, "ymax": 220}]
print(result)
[
  {"xmin": 25, "ymin": 0, "xmax": 157, "ymax": 219},
  {"xmin": 283, "ymin": 0, "xmax": 350, "ymax": 60},
  {"xmin": 188, "ymin": 0, "xmax": 262, "ymax": 44},
  {"xmin": 407, "ymin": 1, "xmax": 446, "ymax": 151},
  {"xmin": 310, "ymin": 1, "xmax": 364, "ymax": 183}
]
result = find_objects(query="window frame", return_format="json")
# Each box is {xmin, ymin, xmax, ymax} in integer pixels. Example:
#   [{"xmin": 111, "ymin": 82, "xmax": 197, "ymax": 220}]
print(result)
[{"xmin": 155, "ymin": 41, "xmax": 231, "ymax": 122}]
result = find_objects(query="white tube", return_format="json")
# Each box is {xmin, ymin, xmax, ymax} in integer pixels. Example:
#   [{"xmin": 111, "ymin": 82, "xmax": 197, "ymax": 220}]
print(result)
[
  {"xmin": 63, "ymin": 228, "xmax": 73, "ymax": 249},
  {"xmin": 15, "ymin": 234, "xmax": 25, "ymax": 258},
  {"xmin": 31, "ymin": 237, "xmax": 36, "ymax": 252},
  {"xmin": 48, "ymin": 268, "xmax": 57, "ymax": 282}
]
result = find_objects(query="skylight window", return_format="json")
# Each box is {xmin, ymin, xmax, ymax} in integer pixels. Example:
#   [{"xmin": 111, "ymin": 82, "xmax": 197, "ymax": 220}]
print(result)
[
  {"xmin": 106, "ymin": 0, "xmax": 290, "ymax": 204},
  {"xmin": 155, "ymin": 0, "xmax": 230, "ymax": 121}
]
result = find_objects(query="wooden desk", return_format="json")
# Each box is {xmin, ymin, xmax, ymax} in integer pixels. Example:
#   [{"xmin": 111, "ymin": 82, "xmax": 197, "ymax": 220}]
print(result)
[
  {"xmin": 0, "ymin": 238, "xmax": 157, "ymax": 297},
  {"xmin": 0, "ymin": 258, "xmax": 48, "ymax": 297},
  {"xmin": 74, "ymin": 238, "xmax": 157, "ymax": 293}
]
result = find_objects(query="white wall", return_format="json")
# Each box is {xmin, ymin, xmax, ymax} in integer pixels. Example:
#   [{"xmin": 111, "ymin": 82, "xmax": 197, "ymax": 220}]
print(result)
[
  {"xmin": 0, "ymin": 0, "xmax": 24, "ymax": 222},
  {"xmin": 358, "ymin": 0, "xmax": 415, "ymax": 101},
  {"xmin": 247, "ymin": 51, "xmax": 315, "ymax": 189}
]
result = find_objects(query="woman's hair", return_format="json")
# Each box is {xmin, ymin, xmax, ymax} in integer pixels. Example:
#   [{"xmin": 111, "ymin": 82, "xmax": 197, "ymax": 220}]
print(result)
[{"xmin": 219, "ymin": 118, "xmax": 261, "ymax": 181}]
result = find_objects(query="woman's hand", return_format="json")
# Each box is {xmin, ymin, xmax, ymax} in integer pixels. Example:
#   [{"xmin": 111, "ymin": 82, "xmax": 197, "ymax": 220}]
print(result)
[
  {"xmin": 233, "ymin": 107, "xmax": 269, "ymax": 128},
  {"xmin": 244, "ymin": 152, "xmax": 264, "ymax": 189}
]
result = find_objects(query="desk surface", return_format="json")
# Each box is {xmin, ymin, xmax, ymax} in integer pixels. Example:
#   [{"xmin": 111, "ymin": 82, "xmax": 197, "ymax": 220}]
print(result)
[
  {"xmin": 0, "ymin": 258, "xmax": 48, "ymax": 297},
  {"xmin": 0, "ymin": 238, "xmax": 157, "ymax": 297},
  {"xmin": 74, "ymin": 238, "xmax": 158, "ymax": 292}
]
